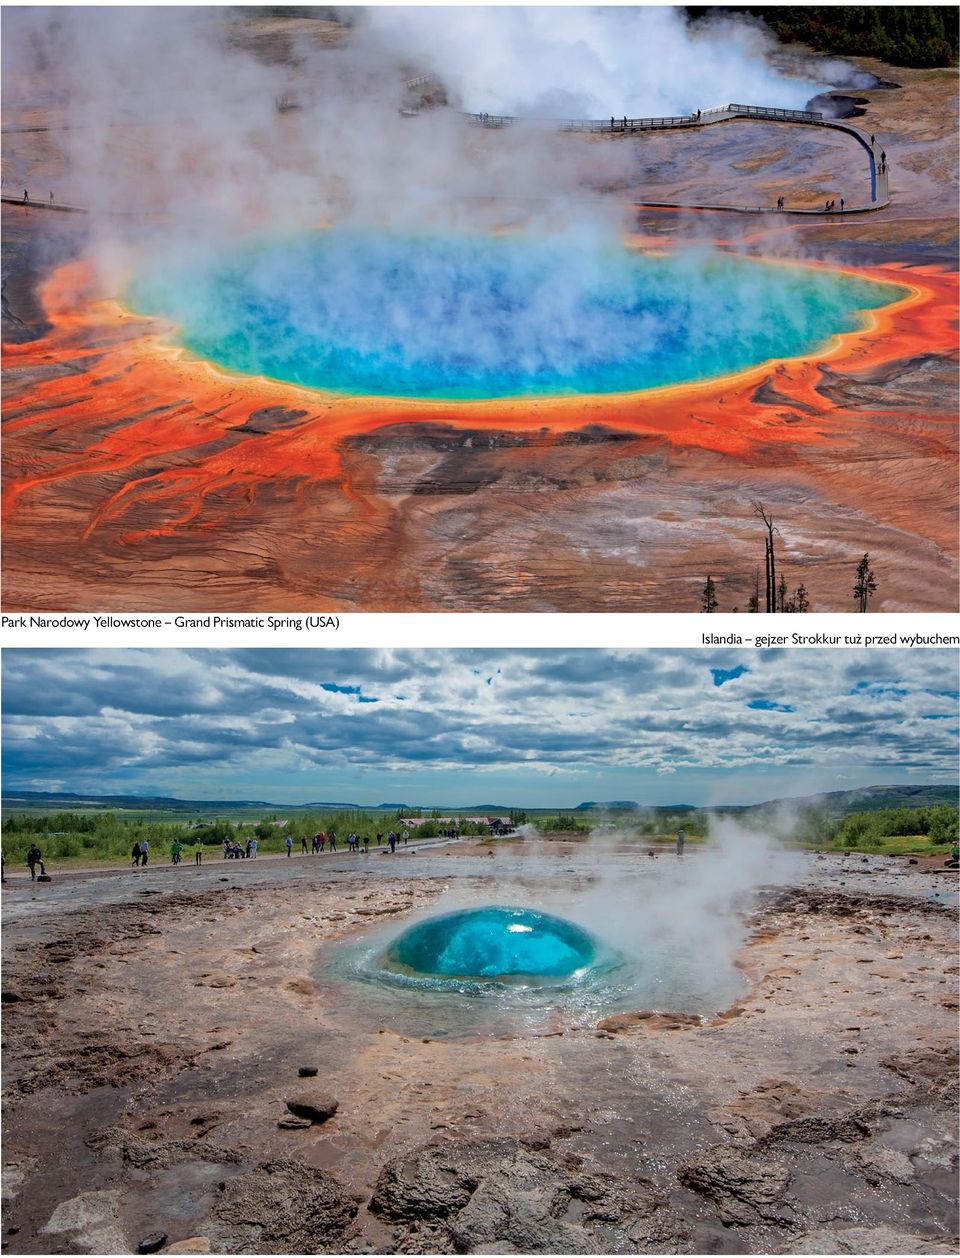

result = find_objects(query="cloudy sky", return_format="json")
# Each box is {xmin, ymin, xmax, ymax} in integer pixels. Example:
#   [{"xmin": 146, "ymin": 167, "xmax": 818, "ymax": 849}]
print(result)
[{"xmin": 2, "ymin": 649, "xmax": 956, "ymax": 807}]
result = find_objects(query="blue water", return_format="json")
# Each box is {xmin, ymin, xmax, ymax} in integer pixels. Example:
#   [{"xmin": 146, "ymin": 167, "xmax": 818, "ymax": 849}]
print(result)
[
  {"xmin": 381, "ymin": 905, "xmax": 599, "ymax": 984},
  {"xmin": 129, "ymin": 229, "xmax": 902, "ymax": 401}
]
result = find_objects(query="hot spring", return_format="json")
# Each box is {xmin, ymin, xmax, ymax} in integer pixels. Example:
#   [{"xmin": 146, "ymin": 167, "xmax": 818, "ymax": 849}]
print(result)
[
  {"xmin": 322, "ymin": 898, "xmax": 746, "ymax": 1039},
  {"xmin": 128, "ymin": 229, "xmax": 902, "ymax": 400},
  {"xmin": 379, "ymin": 905, "xmax": 599, "ymax": 986}
]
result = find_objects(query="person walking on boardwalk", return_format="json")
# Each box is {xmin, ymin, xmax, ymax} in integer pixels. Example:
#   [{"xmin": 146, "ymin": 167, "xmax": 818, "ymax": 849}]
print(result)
[{"xmin": 676, "ymin": 828, "xmax": 686, "ymax": 857}]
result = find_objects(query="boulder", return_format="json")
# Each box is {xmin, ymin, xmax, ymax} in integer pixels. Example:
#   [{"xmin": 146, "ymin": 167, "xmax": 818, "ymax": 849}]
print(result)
[{"xmin": 285, "ymin": 1093, "xmax": 338, "ymax": 1124}]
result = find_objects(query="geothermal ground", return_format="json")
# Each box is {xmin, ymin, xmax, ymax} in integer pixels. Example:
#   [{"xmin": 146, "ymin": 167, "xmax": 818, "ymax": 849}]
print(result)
[
  {"xmin": 1, "ymin": 836, "xmax": 957, "ymax": 1255},
  {"xmin": 1, "ymin": 37, "xmax": 958, "ymax": 612}
]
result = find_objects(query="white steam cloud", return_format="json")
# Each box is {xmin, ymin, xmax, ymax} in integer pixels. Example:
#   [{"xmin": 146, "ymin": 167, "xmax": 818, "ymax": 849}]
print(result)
[{"xmin": 362, "ymin": 6, "xmax": 827, "ymax": 118}]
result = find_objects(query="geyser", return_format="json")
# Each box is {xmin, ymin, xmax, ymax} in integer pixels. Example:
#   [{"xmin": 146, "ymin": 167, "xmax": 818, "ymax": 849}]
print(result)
[
  {"xmin": 129, "ymin": 229, "xmax": 902, "ymax": 401},
  {"xmin": 379, "ymin": 905, "xmax": 599, "ymax": 984}
]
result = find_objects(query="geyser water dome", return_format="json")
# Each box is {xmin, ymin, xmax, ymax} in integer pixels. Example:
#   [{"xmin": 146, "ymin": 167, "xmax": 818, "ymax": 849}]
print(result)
[
  {"xmin": 380, "ymin": 905, "xmax": 599, "ymax": 985},
  {"xmin": 130, "ymin": 229, "xmax": 902, "ymax": 401}
]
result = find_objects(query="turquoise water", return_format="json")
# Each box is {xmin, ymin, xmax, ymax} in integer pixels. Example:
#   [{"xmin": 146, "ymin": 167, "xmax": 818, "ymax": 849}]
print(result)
[
  {"xmin": 129, "ymin": 229, "xmax": 901, "ymax": 401},
  {"xmin": 380, "ymin": 905, "xmax": 599, "ymax": 984}
]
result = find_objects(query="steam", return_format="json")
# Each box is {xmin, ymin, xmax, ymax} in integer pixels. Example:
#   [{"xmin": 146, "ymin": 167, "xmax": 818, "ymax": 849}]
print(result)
[
  {"xmin": 2, "ymin": 7, "xmax": 878, "ymax": 397},
  {"xmin": 361, "ymin": 7, "xmax": 828, "ymax": 118},
  {"xmin": 415, "ymin": 815, "xmax": 804, "ymax": 1015}
]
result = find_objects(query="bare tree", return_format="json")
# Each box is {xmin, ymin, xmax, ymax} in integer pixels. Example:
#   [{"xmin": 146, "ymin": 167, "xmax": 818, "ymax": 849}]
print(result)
[{"xmin": 751, "ymin": 502, "xmax": 779, "ymax": 612}]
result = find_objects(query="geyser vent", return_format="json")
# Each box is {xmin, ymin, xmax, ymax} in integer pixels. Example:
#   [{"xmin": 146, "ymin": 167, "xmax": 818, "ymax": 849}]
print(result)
[{"xmin": 379, "ymin": 905, "xmax": 599, "ymax": 985}]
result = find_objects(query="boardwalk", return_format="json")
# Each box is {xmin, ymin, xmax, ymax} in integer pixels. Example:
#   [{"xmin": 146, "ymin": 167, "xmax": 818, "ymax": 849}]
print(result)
[
  {"xmin": 466, "ymin": 101, "xmax": 889, "ymax": 213},
  {"xmin": 2, "ymin": 101, "xmax": 889, "ymax": 218}
]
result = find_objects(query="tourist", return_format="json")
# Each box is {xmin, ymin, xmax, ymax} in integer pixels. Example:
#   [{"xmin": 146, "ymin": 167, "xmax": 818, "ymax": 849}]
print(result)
[
  {"xmin": 328, "ymin": 832, "xmax": 337, "ymax": 852},
  {"xmin": 696, "ymin": 108, "xmax": 701, "ymax": 122},
  {"xmin": 610, "ymin": 116, "xmax": 614, "ymax": 131},
  {"xmin": 26, "ymin": 843, "xmax": 44, "ymax": 880},
  {"xmin": 870, "ymin": 133, "xmax": 875, "ymax": 145},
  {"xmin": 250, "ymin": 837, "xmax": 258, "ymax": 858},
  {"xmin": 22, "ymin": 189, "xmax": 28, "ymax": 203},
  {"xmin": 318, "ymin": 832, "xmax": 326, "ymax": 852},
  {"xmin": 195, "ymin": 840, "xmax": 204, "ymax": 866},
  {"xmin": 388, "ymin": 831, "xmax": 397, "ymax": 853},
  {"xmin": 140, "ymin": 838, "xmax": 150, "ymax": 866},
  {"xmin": 622, "ymin": 116, "xmax": 627, "ymax": 131},
  {"xmin": 171, "ymin": 839, "xmax": 183, "ymax": 864},
  {"xmin": 840, "ymin": 197, "xmax": 845, "ymax": 213},
  {"xmin": 131, "ymin": 841, "xmax": 142, "ymax": 868},
  {"xmin": 301, "ymin": 834, "xmax": 309, "ymax": 854},
  {"xmin": 245, "ymin": 838, "xmax": 253, "ymax": 858},
  {"xmin": 285, "ymin": 834, "xmax": 293, "ymax": 857},
  {"xmin": 363, "ymin": 834, "xmax": 370, "ymax": 854},
  {"xmin": 402, "ymin": 829, "xmax": 410, "ymax": 846},
  {"xmin": 49, "ymin": 192, "xmax": 54, "ymax": 203},
  {"xmin": 376, "ymin": 832, "xmax": 383, "ymax": 846},
  {"xmin": 676, "ymin": 828, "xmax": 686, "ymax": 856}
]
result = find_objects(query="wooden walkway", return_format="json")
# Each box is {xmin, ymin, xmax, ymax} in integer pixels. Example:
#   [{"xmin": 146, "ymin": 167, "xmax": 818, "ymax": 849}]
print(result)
[
  {"xmin": 465, "ymin": 101, "xmax": 889, "ymax": 213},
  {"xmin": 2, "ymin": 101, "xmax": 889, "ymax": 219}
]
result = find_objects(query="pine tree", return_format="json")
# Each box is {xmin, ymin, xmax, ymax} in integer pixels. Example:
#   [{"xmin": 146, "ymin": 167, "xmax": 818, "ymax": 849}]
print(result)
[
  {"xmin": 700, "ymin": 575, "xmax": 718, "ymax": 613},
  {"xmin": 853, "ymin": 553, "xmax": 878, "ymax": 612}
]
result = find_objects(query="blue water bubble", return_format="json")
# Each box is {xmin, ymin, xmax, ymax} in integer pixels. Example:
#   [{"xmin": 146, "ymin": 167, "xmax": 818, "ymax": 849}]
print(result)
[{"xmin": 380, "ymin": 905, "xmax": 600, "ymax": 985}]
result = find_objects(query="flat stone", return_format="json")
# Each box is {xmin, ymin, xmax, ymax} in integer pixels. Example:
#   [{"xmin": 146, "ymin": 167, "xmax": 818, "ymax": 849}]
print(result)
[
  {"xmin": 285, "ymin": 1093, "xmax": 339, "ymax": 1124},
  {"xmin": 163, "ymin": 1239, "xmax": 211, "ymax": 1254},
  {"xmin": 278, "ymin": 1118, "xmax": 312, "ymax": 1130},
  {"xmin": 137, "ymin": 1234, "xmax": 168, "ymax": 1253}
]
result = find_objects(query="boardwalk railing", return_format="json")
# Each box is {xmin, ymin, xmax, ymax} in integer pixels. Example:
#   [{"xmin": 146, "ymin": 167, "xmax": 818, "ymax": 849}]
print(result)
[
  {"xmin": 726, "ymin": 103, "xmax": 823, "ymax": 123},
  {"xmin": 465, "ymin": 102, "xmax": 825, "ymax": 132}
]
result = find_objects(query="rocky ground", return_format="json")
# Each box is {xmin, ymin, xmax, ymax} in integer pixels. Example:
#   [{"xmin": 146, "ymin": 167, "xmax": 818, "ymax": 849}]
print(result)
[
  {"xmin": 1, "ymin": 47, "xmax": 957, "ymax": 612},
  {"xmin": 1, "ymin": 839, "xmax": 957, "ymax": 1255}
]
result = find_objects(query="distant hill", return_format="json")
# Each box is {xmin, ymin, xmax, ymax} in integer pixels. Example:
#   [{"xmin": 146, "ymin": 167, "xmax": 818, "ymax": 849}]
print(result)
[{"xmin": 3, "ymin": 784, "xmax": 955, "ymax": 819}]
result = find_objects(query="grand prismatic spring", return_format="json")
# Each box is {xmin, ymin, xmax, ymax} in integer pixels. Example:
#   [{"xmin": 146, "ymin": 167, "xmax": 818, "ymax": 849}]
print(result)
[
  {"xmin": 2, "ymin": 7, "xmax": 958, "ymax": 610},
  {"xmin": 127, "ymin": 230, "xmax": 903, "ymax": 400}
]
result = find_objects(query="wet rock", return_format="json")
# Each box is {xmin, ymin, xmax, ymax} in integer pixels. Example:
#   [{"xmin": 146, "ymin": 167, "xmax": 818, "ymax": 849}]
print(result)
[
  {"xmin": 137, "ymin": 1232, "xmax": 168, "ymax": 1253},
  {"xmin": 596, "ymin": 1010, "xmax": 700, "ymax": 1034},
  {"xmin": 853, "ymin": 1144, "xmax": 916, "ymax": 1186},
  {"xmin": 285, "ymin": 1093, "xmax": 339, "ymax": 1124},
  {"xmin": 370, "ymin": 1137, "xmax": 685, "ymax": 1253},
  {"xmin": 214, "ymin": 1158, "xmax": 356, "ymax": 1252},
  {"xmin": 785, "ymin": 1226, "xmax": 957, "ymax": 1253},
  {"xmin": 677, "ymin": 1145, "xmax": 794, "ymax": 1226},
  {"xmin": 41, "ymin": 1189, "xmax": 128, "ymax": 1253},
  {"xmin": 762, "ymin": 1111, "xmax": 871, "ymax": 1147}
]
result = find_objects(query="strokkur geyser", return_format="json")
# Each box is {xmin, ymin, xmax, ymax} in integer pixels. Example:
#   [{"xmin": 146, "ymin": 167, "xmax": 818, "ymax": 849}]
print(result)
[
  {"xmin": 129, "ymin": 229, "xmax": 901, "ymax": 400},
  {"xmin": 378, "ymin": 905, "xmax": 599, "ymax": 985}
]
